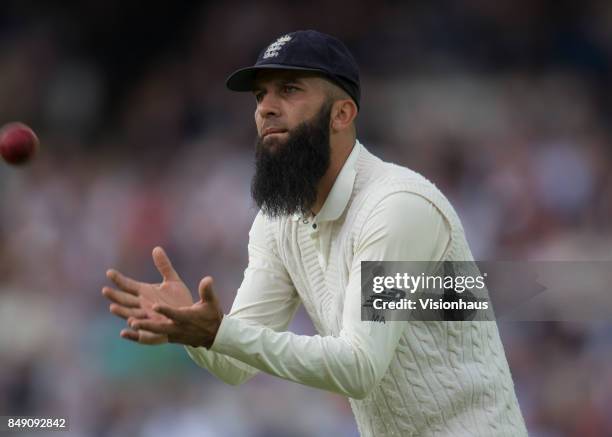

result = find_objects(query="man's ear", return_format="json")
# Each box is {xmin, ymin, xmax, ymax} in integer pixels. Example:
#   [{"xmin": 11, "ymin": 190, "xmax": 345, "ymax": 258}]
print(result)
[{"xmin": 330, "ymin": 99, "xmax": 358, "ymax": 133}]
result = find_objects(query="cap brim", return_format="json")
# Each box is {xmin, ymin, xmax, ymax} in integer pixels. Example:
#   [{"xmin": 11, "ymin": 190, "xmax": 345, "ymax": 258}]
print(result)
[{"xmin": 226, "ymin": 64, "xmax": 326, "ymax": 91}]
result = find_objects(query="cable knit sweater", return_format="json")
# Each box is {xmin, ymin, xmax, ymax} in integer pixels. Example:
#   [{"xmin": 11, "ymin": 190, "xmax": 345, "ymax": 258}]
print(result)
[{"xmin": 187, "ymin": 141, "xmax": 528, "ymax": 436}]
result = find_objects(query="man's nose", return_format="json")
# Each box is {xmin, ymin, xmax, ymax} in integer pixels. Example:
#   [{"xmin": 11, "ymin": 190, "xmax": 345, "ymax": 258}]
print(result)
[{"xmin": 257, "ymin": 93, "xmax": 281, "ymax": 118}]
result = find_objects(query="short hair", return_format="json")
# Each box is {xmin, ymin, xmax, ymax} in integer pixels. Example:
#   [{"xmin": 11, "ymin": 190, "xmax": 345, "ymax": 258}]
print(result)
[
  {"xmin": 321, "ymin": 78, "xmax": 353, "ymax": 105},
  {"xmin": 319, "ymin": 77, "xmax": 358, "ymax": 133}
]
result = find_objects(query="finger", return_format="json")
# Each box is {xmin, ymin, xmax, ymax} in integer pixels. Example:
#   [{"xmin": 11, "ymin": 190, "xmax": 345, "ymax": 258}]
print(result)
[
  {"xmin": 109, "ymin": 303, "xmax": 146, "ymax": 320},
  {"xmin": 198, "ymin": 276, "xmax": 217, "ymax": 303},
  {"xmin": 138, "ymin": 330, "xmax": 168, "ymax": 345},
  {"xmin": 121, "ymin": 329, "xmax": 167, "ymax": 345},
  {"xmin": 102, "ymin": 287, "xmax": 140, "ymax": 308},
  {"xmin": 127, "ymin": 312, "xmax": 169, "ymax": 327},
  {"xmin": 106, "ymin": 269, "xmax": 141, "ymax": 295},
  {"xmin": 153, "ymin": 304, "xmax": 191, "ymax": 323},
  {"xmin": 120, "ymin": 328, "xmax": 140, "ymax": 342},
  {"xmin": 152, "ymin": 246, "xmax": 180, "ymax": 282},
  {"xmin": 130, "ymin": 318, "xmax": 175, "ymax": 334}
]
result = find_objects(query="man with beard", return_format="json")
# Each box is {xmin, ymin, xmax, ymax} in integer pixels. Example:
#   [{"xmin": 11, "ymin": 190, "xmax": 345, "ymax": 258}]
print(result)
[{"xmin": 102, "ymin": 31, "xmax": 527, "ymax": 436}]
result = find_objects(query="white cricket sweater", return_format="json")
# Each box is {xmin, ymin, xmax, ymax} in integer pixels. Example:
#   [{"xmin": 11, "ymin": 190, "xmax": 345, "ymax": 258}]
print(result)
[{"xmin": 187, "ymin": 141, "xmax": 528, "ymax": 436}]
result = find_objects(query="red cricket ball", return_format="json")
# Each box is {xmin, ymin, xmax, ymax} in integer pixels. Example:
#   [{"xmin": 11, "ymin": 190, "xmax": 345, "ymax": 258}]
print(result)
[{"xmin": 0, "ymin": 122, "xmax": 39, "ymax": 165}]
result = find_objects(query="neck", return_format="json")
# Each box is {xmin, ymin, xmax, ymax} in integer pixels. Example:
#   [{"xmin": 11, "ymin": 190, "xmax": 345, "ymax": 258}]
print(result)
[{"xmin": 310, "ymin": 135, "xmax": 355, "ymax": 215}]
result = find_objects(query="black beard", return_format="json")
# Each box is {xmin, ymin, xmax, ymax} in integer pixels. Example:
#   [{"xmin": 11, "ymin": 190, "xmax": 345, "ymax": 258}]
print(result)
[{"xmin": 251, "ymin": 102, "xmax": 332, "ymax": 218}]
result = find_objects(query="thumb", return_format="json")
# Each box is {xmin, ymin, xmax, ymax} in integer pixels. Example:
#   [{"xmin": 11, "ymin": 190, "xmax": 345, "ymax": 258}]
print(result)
[
  {"xmin": 198, "ymin": 276, "xmax": 217, "ymax": 303},
  {"xmin": 152, "ymin": 246, "xmax": 180, "ymax": 282}
]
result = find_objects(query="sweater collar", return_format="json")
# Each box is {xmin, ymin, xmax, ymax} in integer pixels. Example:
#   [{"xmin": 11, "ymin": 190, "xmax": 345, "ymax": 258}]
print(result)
[{"xmin": 292, "ymin": 139, "xmax": 360, "ymax": 223}]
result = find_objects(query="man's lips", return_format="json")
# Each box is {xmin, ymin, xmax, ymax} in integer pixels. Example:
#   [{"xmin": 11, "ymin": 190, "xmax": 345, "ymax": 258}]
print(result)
[{"xmin": 262, "ymin": 128, "xmax": 287, "ymax": 138}]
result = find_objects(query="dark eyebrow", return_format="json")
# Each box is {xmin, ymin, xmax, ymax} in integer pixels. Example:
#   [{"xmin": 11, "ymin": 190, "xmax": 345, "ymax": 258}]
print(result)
[{"xmin": 281, "ymin": 77, "xmax": 305, "ymax": 85}]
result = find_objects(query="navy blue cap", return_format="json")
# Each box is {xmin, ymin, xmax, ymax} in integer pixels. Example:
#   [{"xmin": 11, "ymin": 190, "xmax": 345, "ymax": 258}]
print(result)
[{"xmin": 226, "ymin": 30, "xmax": 360, "ymax": 110}]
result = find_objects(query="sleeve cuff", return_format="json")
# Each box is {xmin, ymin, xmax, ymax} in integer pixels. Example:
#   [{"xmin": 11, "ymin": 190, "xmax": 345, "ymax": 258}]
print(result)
[
  {"xmin": 209, "ymin": 314, "xmax": 239, "ymax": 354},
  {"xmin": 184, "ymin": 345, "xmax": 205, "ymax": 364}
]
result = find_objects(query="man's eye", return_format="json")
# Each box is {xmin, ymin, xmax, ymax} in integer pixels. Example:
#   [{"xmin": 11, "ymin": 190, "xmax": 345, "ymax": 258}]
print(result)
[
  {"xmin": 283, "ymin": 85, "xmax": 298, "ymax": 94},
  {"xmin": 254, "ymin": 92, "xmax": 264, "ymax": 102}
]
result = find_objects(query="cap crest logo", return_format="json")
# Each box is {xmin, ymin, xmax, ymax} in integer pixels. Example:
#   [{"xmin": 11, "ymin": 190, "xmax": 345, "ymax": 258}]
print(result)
[{"xmin": 263, "ymin": 35, "xmax": 292, "ymax": 59}]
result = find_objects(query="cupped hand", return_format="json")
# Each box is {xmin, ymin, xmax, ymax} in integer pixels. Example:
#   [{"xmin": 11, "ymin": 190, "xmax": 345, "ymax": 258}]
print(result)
[
  {"xmin": 129, "ymin": 275, "xmax": 224, "ymax": 349},
  {"xmin": 102, "ymin": 246, "xmax": 194, "ymax": 345}
]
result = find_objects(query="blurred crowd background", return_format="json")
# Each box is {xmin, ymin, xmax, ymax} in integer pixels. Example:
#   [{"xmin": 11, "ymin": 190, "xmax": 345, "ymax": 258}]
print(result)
[{"xmin": 1, "ymin": 0, "xmax": 612, "ymax": 436}]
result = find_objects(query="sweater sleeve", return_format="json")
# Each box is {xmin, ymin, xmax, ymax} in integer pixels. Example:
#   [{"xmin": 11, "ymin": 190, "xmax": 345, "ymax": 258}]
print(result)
[
  {"xmin": 208, "ymin": 192, "xmax": 451, "ymax": 399},
  {"xmin": 185, "ymin": 211, "xmax": 301, "ymax": 385}
]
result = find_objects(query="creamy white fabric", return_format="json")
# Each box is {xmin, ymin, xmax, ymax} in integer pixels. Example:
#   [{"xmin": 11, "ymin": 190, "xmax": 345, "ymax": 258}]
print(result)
[{"xmin": 186, "ymin": 140, "xmax": 528, "ymax": 436}]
